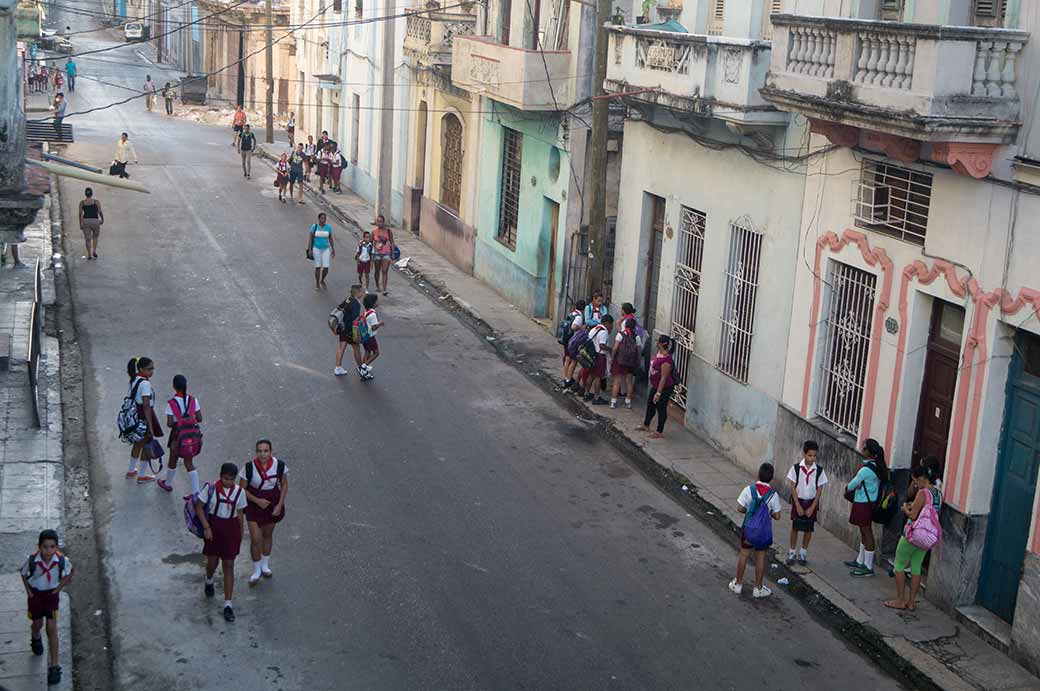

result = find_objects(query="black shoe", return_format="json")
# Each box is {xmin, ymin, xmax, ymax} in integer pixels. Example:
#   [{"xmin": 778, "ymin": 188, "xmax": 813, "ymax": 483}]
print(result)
[
  {"xmin": 582, "ymin": 393, "xmax": 593, "ymax": 402},
  {"xmin": 591, "ymin": 397, "xmax": 608, "ymax": 406},
  {"xmin": 47, "ymin": 666, "xmax": 61, "ymax": 686},
  {"xmin": 223, "ymin": 605, "xmax": 235, "ymax": 622},
  {"xmin": 31, "ymin": 637, "xmax": 43, "ymax": 656},
  {"xmin": 204, "ymin": 582, "xmax": 215, "ymax": 597}
]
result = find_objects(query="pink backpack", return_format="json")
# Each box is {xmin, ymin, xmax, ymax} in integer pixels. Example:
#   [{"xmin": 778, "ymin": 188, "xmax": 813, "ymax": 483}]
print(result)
[
  {"xmin": 168, "ymin": 396, "xmax": 203, "ymax": 458},
  {"xmin": 906, "ymin": 488, "xmax": 941, "ymax": 551}
]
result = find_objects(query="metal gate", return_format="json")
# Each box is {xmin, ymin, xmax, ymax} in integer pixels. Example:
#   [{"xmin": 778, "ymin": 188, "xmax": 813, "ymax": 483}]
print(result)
[
  {"xmin": 668, "ymin": 207, "xmax": 705, "ymax": 408},
  {"xmin": 560, "ymin": 218, "xmax": 615, "ymax": 325}
]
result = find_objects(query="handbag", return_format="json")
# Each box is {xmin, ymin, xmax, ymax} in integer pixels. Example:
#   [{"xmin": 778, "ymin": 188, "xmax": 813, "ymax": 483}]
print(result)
[{"xmin": 792, "ymin": 514, "xmax": 815, "ymax": 533}]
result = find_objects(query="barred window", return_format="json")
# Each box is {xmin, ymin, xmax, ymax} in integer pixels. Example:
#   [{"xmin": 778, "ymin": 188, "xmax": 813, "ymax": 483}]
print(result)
[
  {"xmin": 497, "ymin": 128, "xmax": 522, "ymax": 250},
  {"xmin": 818, "ymin": 261, "xmax": 877, "ymax": 437},
  {"xmin": 440, "ymin": 114, "xmax": 463, "ymax": 212},
  {"xmin": 717, "ymin": 218, "xmax": 763, "ymax": 383},
  {"xmin": 854, "ymin": 160, "xmax": 932, "ymax": 246}
]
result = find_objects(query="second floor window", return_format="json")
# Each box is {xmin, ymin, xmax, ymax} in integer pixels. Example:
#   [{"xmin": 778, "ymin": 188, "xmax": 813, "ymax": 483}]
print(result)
[
  {"xmin": 854, "ymin": 159, "xmax": 933, "ymax": 246},
  {"xmin": 497, "ymin": 128, "xmax": 523, "ymax": 249}
]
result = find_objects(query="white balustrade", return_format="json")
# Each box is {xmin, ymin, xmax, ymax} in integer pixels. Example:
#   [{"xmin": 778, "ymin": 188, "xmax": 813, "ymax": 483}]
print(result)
[
  {"xmin": 786, "ymin": 25, "xmax": 835, "ymax": 78},
  {"xmin": 854, "ymin": 32, "xmax": 915, "ymax": 90},
  {"xmin": 973, "ymin": 38, "xmax": 1024, "ymax": 97}
]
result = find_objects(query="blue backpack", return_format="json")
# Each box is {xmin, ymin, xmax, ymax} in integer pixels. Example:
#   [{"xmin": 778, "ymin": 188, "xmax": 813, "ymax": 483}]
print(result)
[
  {"xmin": 566, "ymin": 327, "xmax": 590, "ymax": 358},
  {"xmin": 557, "ymin": 311, "xmax": 580, "ymax": 346},
  {"xmin": 742, "ymin": 485, "xmax": 776, "ymax": 550}
]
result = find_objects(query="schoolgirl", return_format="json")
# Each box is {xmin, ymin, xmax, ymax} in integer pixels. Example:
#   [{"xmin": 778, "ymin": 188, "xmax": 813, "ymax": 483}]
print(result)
[
  {"xmin": 302, "ymin": 136, "xmax": 317, "ymax": 181},
  {"xmin": 275, "ymin": 153, "xmax": 290, "ymax": 203},
  {"xmin": 159, "ymin": 374, "xmax": 202, "ymax": 494},
  {"xmin": 844, "ymin": 438, "xmax": 888, "ymax": 577},
  {"xmin": 329, "ymin": 144, "xmax": 343, "ymax": 193},
  {"xmin": 318, "ymin": 144, "xmax": 333, "ymax": 193},
  {"xmin": 238, "ymin": 440, "xmax": 289, "ymax": 587},
  {"xmin": 195, "ymin": 463, "xmax": 247, "ymax": 622},
  {"xmin": 126, "ymin": 357, "xmax": 163, "ymax": 483}
]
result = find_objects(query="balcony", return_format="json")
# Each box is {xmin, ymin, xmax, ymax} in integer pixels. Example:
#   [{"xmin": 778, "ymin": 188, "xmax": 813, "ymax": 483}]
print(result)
[
  {"xmin": 762, "ymin": 15, "xmax": 1029, "ymax": 178},
  {"xmin": 404, "ymin": 8, "xmax": 477, "ymax": 67},
  {"xmin": 605, "ymin": 25, "xmax": 787, "ymax": 127},
  {"xmin": 451, "ymin": 35, "xmax": 573, "ymax": 111}
]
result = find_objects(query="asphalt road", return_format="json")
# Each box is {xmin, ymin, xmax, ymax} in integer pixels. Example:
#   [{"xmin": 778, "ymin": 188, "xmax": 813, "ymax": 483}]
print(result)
[{"xmin": 50, "ymin": 14, "xmax": 901, "ymax": 691}]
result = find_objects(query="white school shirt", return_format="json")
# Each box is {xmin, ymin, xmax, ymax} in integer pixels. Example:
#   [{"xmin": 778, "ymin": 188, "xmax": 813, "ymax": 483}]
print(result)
[
  {"xmin": 201, "ymin": 483, "xmax": 247, "ymax": 519},
  {"xmin": 738, "ymin": 482, "xmax": 782, "ymax": 514},
  {"xmin": 569, "ymin": 311, "xmax": 584, "ymax": 330},
  {"xmin": 21, "ymin": 553, "xmax": 72, "ymax": 591},
  {"xmin": 164, "ymin": 395, "xmax": 201, "ymax": 417},
  {"xmin": 237, "ymin": 458, "xmax": 289, "ymax": 492},
  {"xmin": 590, "ymin": 325, "xmax": 610, "ymax": 353},
  {"xmin": 131, "ymin": 377, "xmax": 153, "ymax": 407},
  {"xmin": 786, "ymin": 460, "xmax": 829, "ymax": 501},
  {"xmin": 365, "ymin": 309, "xmax": 380, "ymax": 332}
]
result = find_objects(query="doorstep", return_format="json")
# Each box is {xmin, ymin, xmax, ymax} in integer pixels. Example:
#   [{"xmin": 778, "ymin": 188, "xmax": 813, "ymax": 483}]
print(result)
[{"xmin": 956, "ymin": 605, "xmax": 1013, "ymax": 654}]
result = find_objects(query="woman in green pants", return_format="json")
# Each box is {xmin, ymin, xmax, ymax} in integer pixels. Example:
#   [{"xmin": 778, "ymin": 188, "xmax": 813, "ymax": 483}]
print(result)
[{"xmin": 884, "ymin": 458, "xmax": 942, "ymax": 611}]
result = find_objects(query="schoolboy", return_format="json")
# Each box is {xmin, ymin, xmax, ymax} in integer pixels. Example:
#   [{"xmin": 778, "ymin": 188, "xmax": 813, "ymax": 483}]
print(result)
[
  {"xmin": 334, "ymin": 284, "xmax": 365, "ymax": 378},
  {"xmin": 729, "ymin": 463, "xmax": 782, "ymax": 599},
  {"xmin": 356, "ymin": 231, "xmax": 374, "ymax": 290},
  {"xmin": 21, "ymin": 529, "xmax": 72, "ymax": 686},
  {"xmin": 561, "ymin": 299, "xmax": 586, "ymax": 389},
  {"xmin": 786, "ymin": 440, "xmax": 828, "ymax": 566},
  {"xmin": 360, "ymin": 293, "xmax": 384, "ymax": 379},
  {"xmin": 196, "ymin": 463, "xmax": 247, "ymax": 622},
  {"xmin": 582, "ymin": 314, "xmax": 613, "ymax": 405}
]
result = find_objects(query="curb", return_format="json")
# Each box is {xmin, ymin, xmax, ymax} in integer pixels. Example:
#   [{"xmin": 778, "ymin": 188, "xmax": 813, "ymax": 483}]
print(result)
[{"xmin": 254, "ymin": 149, "xmax": 941, "ymax": 689}]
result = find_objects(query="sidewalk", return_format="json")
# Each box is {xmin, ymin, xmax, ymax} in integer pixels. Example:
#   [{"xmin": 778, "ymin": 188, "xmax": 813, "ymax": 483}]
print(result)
[
  {"xmin": 255, "ymin": 143, "xmax": 1040, "ymax": 690},
  {"xmin": 0, "ymin": 189, "xmax": 72, "ymax": 689}
]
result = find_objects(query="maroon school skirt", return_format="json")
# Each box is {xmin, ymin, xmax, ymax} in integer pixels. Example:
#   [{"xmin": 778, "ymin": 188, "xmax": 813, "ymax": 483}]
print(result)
[
  {"xmin": 203, "ymin": 515, "xmax": 242, "ymax": 560},
  {"xmin": 610, "ymin": 358, "xmax": 633, "ymax": 376},
  {"xmin": 583, "ymin": 354, "xmax": 607, "ymax": 379},
  {"xmin": 318, "ymin": 161, "xmax": 330, "ymax": 178},
  {"xmin": 27, "ymin": 588, "xmax": 60, "ymax": 620},
  {"xmin": 848, "ymin": 501, "xmax": 873, "ymax": 527},
  {"xmin": 244, "ymin": 487, "xmax": 284, "ymax": 526}
]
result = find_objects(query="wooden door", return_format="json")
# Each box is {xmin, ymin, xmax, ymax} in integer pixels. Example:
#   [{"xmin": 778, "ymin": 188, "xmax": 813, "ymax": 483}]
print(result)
[
  {"xmin": 643, "ymin": 194, "xmax": 665, "ymax": 335},
  {"xmin": 912, "ymin": 301, "xmax": 964, "ymax": 473},
  {"xmin": 546, "ymin": 199, "xmax": 560, "ymax": 320}
]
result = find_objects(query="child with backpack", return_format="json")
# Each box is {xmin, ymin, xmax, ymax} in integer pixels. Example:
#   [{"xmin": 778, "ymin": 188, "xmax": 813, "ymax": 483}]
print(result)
[
  {"xmin": 356, "ymin": 231, "xmax": 374, "ymax": 291},
  {"xmin": 360, "ymin": 292, "xmax": 384, "ymax": 379},
  {"xmin": 332, "ymin": 284, "xmax": 365, "ymax": 378},
  {"xmin": 843, "ymin": 438, "xmax": 888, "ymax": 577},
  {"xmin": 729, "ymin": 463, "xmax": 782, "ymax": 599},
  {"xmin": 159, "ymin": 374, "xmax": 203, "ymax": 494},
  {"xmin": 238, "ymin": 440, "xmax": 289, "ymax": 587},
  {"xmin": 195, "ymin": 463, "xmax": 247, "ymax": 622},
  {"xmin": 610, "ymin": 317, "xmax": 642, "ymax": 409},
  {"xmin": 785, "ymin": 440, "xmax": 828, "ymax": 566},
  {"xmin": 884, "ymin": 458, "xmax": 942, "ymax": 611},
  {"xmin": 122, "ymin": 357, "xmax": 163, "ymax": 484},
  {"xmin": 20, "ymin": 529, "xmax": 71, "ymax": 686},
  {"xmin": 559, "ymin": 299, "xmax": 586, "ymax": 390},
  {"xmin": 580, "ymin": 315, "xmax": 613, "ymax": 405}
]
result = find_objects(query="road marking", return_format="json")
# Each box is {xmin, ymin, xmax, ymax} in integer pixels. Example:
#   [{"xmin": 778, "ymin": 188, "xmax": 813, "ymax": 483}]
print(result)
[{"xmin": 134, "ymin": 49, "xmax": 153, "ymax": 65}]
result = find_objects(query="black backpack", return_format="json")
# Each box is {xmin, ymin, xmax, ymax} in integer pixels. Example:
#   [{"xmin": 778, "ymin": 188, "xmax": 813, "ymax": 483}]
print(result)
[
  {"xmin": 864, "ymin": 461, "xmax": 898, "ymax": 524},
  {"xmin": 245, "ymin": 459, "xmax": 285, "ymax": 485}
]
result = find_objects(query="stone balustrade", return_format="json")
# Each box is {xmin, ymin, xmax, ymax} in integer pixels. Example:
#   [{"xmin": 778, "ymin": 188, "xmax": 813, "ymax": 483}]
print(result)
[
  {"xmin": 451, "ymin": 35, "xmax": 573, "ymax": 110},
  {"xmin": 405, "ymin": 10, "xmax": 476, "ymax": 66}
]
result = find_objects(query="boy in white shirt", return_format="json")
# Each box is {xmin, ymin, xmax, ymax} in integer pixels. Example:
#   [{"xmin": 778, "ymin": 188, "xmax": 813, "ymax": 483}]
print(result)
[
  {"xmin": 20, "ymin": 529, "xmax": 72, "ymax": 685},
  {"xmin": 581, "ymin": 315, "xmax": 614, "ymax": 405},
  {"xmin": 786, "ymin": 440, "xmax": 828, "ymax": 566},
  {"xmin": 356, "ymin": 231, "xmax": 374, "ymax": 291},
  {"xmin": 360, "ymin": 293, "xmax": 384, "ymax": 379},
  {"xmin": 729, "ymin": 463, "xmax": 782, "ymax": 598}
]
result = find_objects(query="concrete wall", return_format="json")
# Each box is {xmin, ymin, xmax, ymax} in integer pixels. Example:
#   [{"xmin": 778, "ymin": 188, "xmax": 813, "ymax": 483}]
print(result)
[
  {"xmin": 1011, "ymin": 552, "xmax": 1040, "ymax": 677},
  {"xmin": 420, "ymin": 197, "xmax": 476, "ymax": 274}
]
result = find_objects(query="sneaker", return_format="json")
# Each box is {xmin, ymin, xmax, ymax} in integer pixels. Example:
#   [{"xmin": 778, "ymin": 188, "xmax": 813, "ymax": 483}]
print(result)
[
  {"xmin": 582, "ymin": 393, "xmax": 594, "ymax": 402},
  {"xmin": 223, "ymin": 605, "xmax": 235, "ymax": 622},
  {"xmin": 610, "ymin": 400, "xmax": 618, "ymax": 409},
  {"xmin": 248, "ymin": 573, "xmax": 261, "ymax": 587},
  {"xmin": 334, "ymin": 366, "xmax": 348, "ymax": 376},
  {"xmin": 843, "ymin": 559, "xmax": 862, "ymax": 569},
  {"xmin": 727, "ymin": 579, "xmax": 742, "ymax": 595},
  {"xmin": 786, "ymin": 555, "xmax": 796, "ymax": 566},
  {"xmin": 798, "ymin": 555, "xmax": 808, "ymax": 566},
  {"xmin": 850, "ymin": 566, "xmax": 875, "ymax": 577},
  {"xmin": 261, "ymin": 567, "xmax": 273, "ymax": 578},
  {"xmin": 125, "ymin": 469, "xmax": 138, "ymax": 478},
  {"xmin": 204, "ymin": 582, "xmax": 215, "ymax": 598},
  {"xmin": 31, "ymin": 637, "xmax": 43, "ymax": 656},
  {"xmin": 156, "ymin": 479, "xmax": 173, "ymax": 492},
  {"xmin": 753, "ymin": 586, "xmax": 772, "ymax": 599},
  {"xmin": 625, "ymin": 399, "xmax": 633, "ymax": 409},
  {"xmin": 47, "ymin": 666, "xmax": 61, "ymax": 686},
  {"xmin": 137, "ymin": 475, "xmax": 155, "ymax": 484}
]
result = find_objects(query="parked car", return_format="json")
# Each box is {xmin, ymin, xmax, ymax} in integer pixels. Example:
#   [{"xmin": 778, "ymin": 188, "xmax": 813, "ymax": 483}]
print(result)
[{"xmin": 124, "ymin": 22, "xmax": 143, "ymax": 41}]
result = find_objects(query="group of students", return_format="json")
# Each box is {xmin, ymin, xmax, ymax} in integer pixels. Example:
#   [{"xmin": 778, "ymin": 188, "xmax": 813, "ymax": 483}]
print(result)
[
  {"xmin": 728, "ymin": 437, "xmax": 944, "ymax": 611},
  {"xmin": 558, "ymin": 293, "xmax": 677, "ymax": 437},
  {"xmin": 27, "ymin": 59, "xmax": 73, "ymax": 92},
  {"xmin": 305, "ymin": 212, "xmax": 397, "ymax": 295},
  {"xmin": 118, "ymin": 357, "xmax": 291, "ymax": 623}
]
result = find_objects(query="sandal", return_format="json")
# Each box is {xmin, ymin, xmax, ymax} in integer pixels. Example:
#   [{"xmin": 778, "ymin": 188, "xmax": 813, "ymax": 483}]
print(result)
[{"xmin": 883, "ymin": 599, "xmax": 906, "ymax": 610}]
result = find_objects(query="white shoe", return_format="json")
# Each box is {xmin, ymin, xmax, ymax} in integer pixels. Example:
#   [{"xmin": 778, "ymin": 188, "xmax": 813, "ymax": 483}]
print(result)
[
  {"xmin": 625, "ymin": 399, "xmax": 633, "ymax": 409},
  {"xmin": 261, "ymin": 567, "xmax": 273, "ymax": 578},
  {"xmin": 727, "ymin": 579, "xmax": 742, "ymax": 595},
  {"xmin": 753, "ymin": 586, "xmax": 772, "ymax": 599},
  {"xmin": 248, "ymin": 573, "xmax": 261, "ymax": 587},
  {"xmin": 334, "ymin": 366, "xmax": 348, "ymax": 376}
]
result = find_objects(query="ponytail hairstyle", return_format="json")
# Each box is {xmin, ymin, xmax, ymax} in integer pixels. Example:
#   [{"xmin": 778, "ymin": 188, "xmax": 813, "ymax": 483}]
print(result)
[
  {"xmin": 862, "ymin": 438, "xmax": 889, "ymax": 482},
  {"xmin": 172, "ymin": 374, "xmax": 187, "ymax": 395},
  {"xmin": 126, "ymin": 356, "xmax": 153, "ymax": 379},
  {"xmin": 919, "ymin": 455, "xmax": 942, "ymax": 484}
]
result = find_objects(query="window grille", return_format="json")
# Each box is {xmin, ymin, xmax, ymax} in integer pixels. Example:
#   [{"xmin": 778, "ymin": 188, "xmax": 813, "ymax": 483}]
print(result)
[
  {"xmin": 853, "ymin": 160, "xmax": 932, "ymax": 246},
  {"xmin": 717, "ymin": 218, "xmax": 762, "ymax": 383},
  {"xmin": 497, "ymin": 128, "xmax": 523, "ymax": 249},
  {"xmin": 669, "ymin": 207, "xmax": 706, "ymax": 408},
  {"xmin": 707, "ymin": 0, "xmax": 724, "ymax": 35},
  {"xmin": 818, "ymin": 262, "xmax": 877, "ymax": 437},
  {"xmin": 440, "ymin": 114, "xmax": 463, "ymax": 212}
]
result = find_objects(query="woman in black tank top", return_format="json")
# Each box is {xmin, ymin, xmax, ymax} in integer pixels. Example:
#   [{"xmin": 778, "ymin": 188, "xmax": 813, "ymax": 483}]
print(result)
[{"xmin": 78, "ymin": 187, "xmax": 104, "ymax": 260}]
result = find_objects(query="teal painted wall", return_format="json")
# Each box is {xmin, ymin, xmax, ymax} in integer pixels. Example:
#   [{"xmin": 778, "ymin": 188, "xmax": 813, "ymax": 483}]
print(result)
[{"xmin": 473, "ymin": 104, "xmax": 570, "ymax": 318}]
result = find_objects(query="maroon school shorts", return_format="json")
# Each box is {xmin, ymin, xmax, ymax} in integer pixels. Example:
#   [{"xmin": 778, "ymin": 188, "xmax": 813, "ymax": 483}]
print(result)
[
  {"xmin": 610, "ymin": 357, "xmax": 634, "ymax": 376},
  {"xmin": 583, "ymin": 353, "xmax": 607, "ymax": 379},
  {"xmin": 848, "ymin": 501, "xmax": 873, "ymax": 527},
  {"xmin": 203, "ymin": 515, "xmax": 242, "ymax": 561},
  {"xmin": 791, "ymin": 498, "xmax": 816, "ymax": 520},
  {"xmin": 364, "ymin": 337, "xmax": 379, "ymax": 353},
  {"xmin": 27, "ymin": 588, "xmax": 60, "ymax": 621},
  {"xmin": 357, "ymin": 261, "xmax": 371, "ymax": 275}
]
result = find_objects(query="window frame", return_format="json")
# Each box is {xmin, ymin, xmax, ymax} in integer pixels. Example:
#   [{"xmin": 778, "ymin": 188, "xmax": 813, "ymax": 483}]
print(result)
[
  {"xmin": 716, "ymin": 217, "xmax": 763, "ymax": 384},
  {"xmin": 497, "ymin": 127, "xmax": 523, "ymax": 250}
]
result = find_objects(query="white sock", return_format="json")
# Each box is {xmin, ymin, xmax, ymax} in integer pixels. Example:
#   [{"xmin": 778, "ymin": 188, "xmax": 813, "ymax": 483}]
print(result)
[
  {"xmin": 857, "ymin": 543, "xmax": 866, "ymax": 564},
  {"xmin": 788, "ymin": 549, "xmax": 796, "ymax": 558},
  {"xmin": 864, "ymin": 550, "xmax": 875, "ymax": 570},
  {"xmin": 224, "ymin": 600, "xmax": 232, "ymax": 608},
  {"xmin": 251, "ymin": 561, "xmax": 262, "ymax": 579},
  {"xmin": 611, "ymin": 398, "xmax": 617, "ymax": 405},
  {"xmin": 799, "ymin": 548, "xmax": 807, "ymax": 558},
  {"xmin": 189, "ymin": 470, "xmax": 200, "ymax": 495},
  {"xmin": 260, "ymin": 555, "xmax": 270, "ymax": 571},
  {"xmin": 165, "ymin": 468, "xmax": 176, "ymax": 483},
  {"xmin": 128, "ymin": 457, "xmax": 138, "ymax": 472},
  {"xmin": 205, "ymin": 576, "xmax": 214, "ymax": 585},
  {"xmin": 138, "ymin": 459, "xmax": 151, "ymax": 476}
]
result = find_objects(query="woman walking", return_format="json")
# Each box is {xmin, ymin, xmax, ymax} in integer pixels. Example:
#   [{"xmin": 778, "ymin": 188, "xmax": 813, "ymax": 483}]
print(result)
[
  {"xmin": 884, "ymin": 457, "xmax": 942, "ymax": 611},
  {"xmin": 306, "ymin": 212, "xmax": 335, "ymax": 290},
  {"xmin": 844, "ymin": 438, "xmax": 888, "ymax": 577},
  {"xmin": 77, "ymin": 187, "xmax": 103, "ymax": 260},
  {"xmin": 637, "ymin": 335, "xmax": 675, "ymax": 438},
  {"xmin": 158, "ymin": 374, "xmax": 202, "ymax": 494},
  {"xmin": 125, "ymin": 357, "xmax": 163, "ymax": 483},
  {"xmin": 303, "ymin": 136, "xmax": 317, "ymax": 181},
  {"xmin": 372, "ymin": 215, "xmax": 395, "ymax": 296},
  {"xmin": 275, "ymin": 153, "xmax": 290, "ymax": 203},
  {"xmin": 286, "ymin": 111, "xmax": 296, "ymax": 147},
  {"xmin": 238, "ymin": 440, "xmax": 289, "ymax": 587}
]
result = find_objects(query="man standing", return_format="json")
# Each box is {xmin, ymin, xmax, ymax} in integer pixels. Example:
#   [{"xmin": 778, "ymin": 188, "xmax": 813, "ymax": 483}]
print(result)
[
  {"xmin": 64, "ymin": 58, "xmax": 76, "ymax": 92},
  {"xmin": 111, "ymin": 132, "xmax": 138, "ymax": 179},
  {"xmin": 238, "ymin": 124, "xmax": 256, "ymax": 179},
  {"xmin": 231, "ymin": 106, "xmax": 246, "ymax": 147},
  {"xmin": 288, "ymin": 143, "xmax": 305, "ymax": 204},
  {"xmin": 143, "ymin": 74, "xmax": 156, "ymax": 111},
  {"xmin": 50, "ymin": 93, "xmax": 66, "ymax": 139},
  {"xmin": 161, "ymin": 82, "xmax": 175, "ymax": 115}
]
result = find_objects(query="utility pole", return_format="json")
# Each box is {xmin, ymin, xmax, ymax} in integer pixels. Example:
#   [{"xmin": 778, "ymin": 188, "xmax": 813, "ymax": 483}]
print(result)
[
  {"xmin": 376, "ymin": 7, "xmax": 395, "ymax": 218},
  {"xmin": 264, "ymin": 0, "xmax": 274, "ymax": 144},
  {"xmin": 586, "ymin": 0, "xmax": 611, "ymax": 293}
]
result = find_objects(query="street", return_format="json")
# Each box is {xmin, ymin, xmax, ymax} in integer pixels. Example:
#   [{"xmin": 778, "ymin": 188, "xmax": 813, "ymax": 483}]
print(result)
[{"xmin": 51, "ymin": 16, "xmax": 901, "ymax": 691}]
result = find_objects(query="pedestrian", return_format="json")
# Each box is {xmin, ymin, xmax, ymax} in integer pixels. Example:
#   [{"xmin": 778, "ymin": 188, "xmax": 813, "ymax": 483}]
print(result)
[
  {"xmin": 584, "ymin": 291, "xmax": 606, "ymax": 327},
  {"xmin": 77, "ymin": 187, "xmax": 103, "ymax": 260},
  {"xmin": 729, "ymin": 463, "xmax": 782, "ymax": 599},
  {"xmin": 610, "ymin": 317, "xmax": 642, "ymax": 409},
  {"xmin": 1, "ymin": 232, "xmax": 26, "ymax": 267},
  {"xmin": 786, "ymin": 440, "xmax": 827, "ymax": 566},
  {"xmin": 619, "ymin": 302, "xmax": 648, "ymax": 393},
  {"xmin": 560, "ymin": 299, "xmax": 586, "ymax": 390},
  {"xmin": 158, "ymin": 374, "xmax": 202, "ymax": 494},
  {"xmin": 64, "ymin": 57, "xmax": 76, "ymax": 92},
  {"xmin": 143, "ymin": 74, "xmax": 156, "ymax": 111},
  {"xmin": 51, "ymin": 62, "xmax": 63, "ymax": 92},
  {"xmin": 581, "ymin": 315, "xmax": 613, "ymax": 405},
  {"xmin": 355, "ymin": 230, "xmax": 373, "ymax": 290},
  {"xmin": 303, "ymin": 135, "xmax": 317, "ymax": 181},
  {"xmin": 637, "ymin": 334, "xmax": 675, "ymax": 436},
  {"xmin": 286, "ymin": 111, "xmax": 296, "ymax": 147},
  {"xmin": 844, "ymin": 438, "xmax": 887, "ymax": 577},
  {"xmin": 125, "ymin": 357, "xmax": 163, "ymax": 483},
  {"xmin": 231, "ymin": 105, "xmax": 246, "ymax": 147},
  {"xmin": 288, "ymin": 143, "xmax": 306, "ymax": 205},
  {"xmin": 372, "ymin": 215, "xmax": 395, "ymax": 296},
  {"xmin": 329, "ymin": 143, "xmax": 344, "ymax": 193},
  {"xmin": 195, "ymin": 462, "xmax": 247, "ymax": 622},
  {"xmin": 275, "ymin": 152, "xmax": 289, "ymax": 203},
  {"xmin": 20, "ymin": 529, "xmax": 71, "ymax": 686},
  {"xmin": 111, "ymin": 132, "xmax": 137, "ymax": 179},
  {"xmin": 884, "ymin": 457, "xmax": 942, "ymax": 612},
  {"xmin": 50, "ymin": 92, "xmax": 65, "ymax": 139},
  {"xmin": 239, "ymin": 439, "xmax": 289, "ymax": 587},
  {"xmin": 306, "ymin": 212, "xmax": 335, "ymax": 290},
  {"xmin": 161, "ymin": 82, "xmax": 175, "ymax": 115},
  {"xmin": 360, "ymin": 292, "xmax": 383, "ymax": 379},
  {"xmin": 238, "ymin": 123, "xmax": 256, "ymax": 179},
  {"xmin": 333, "ymin": 284, "xmax": 365, "ymax": 377},
  {"xmin": 318, "ymin": 143, "xmax": 332, "ymax": 194}
]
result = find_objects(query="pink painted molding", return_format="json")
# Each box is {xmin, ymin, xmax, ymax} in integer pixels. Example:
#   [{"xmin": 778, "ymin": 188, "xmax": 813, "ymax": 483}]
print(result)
[
  {"xmin": 861, "ymin": 131, "xmax": 922, "ymax": 163},
  {"xmin": 809, "ymin": 119, "xmax": 859, "ymax": 148},
  {"xmin": 800, "ymin": 230, "xmax": 893, "ymax": 448},
  {"xmin": 930, "ymin": 142, "xmax": 1000, "ymax": 180}
]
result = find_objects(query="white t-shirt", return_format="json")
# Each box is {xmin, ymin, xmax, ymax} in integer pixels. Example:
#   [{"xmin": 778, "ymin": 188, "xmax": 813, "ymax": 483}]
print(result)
[
  {"xmin": 21, "ymin": 553, "xmax": 73, "ymax": 591},
  {"xmin": 591, "ymin": 325, "xmax": 610, "ymax": 353},
  {"xmin": 786, "ymin": 460, "xmax": 829, "ymax": 501},
  {"xmin": 569, "ymin": 311, "xmax": 584, "ymax": 330},
  {"xmin": 614, "ymin": 330, "xmax": 643, "ymax": 349},
  {"xmin": 164, "ymin": 395, "xmax": 201, "ymax": 417},
  {"xmin": 238, "ymin": 458, "xmax": 289, "ymax": 491},
  {"xmin": 201, "ymin": 483, "xmax": 247, "ymax": 519},
  {"xmin": 365, "ymin": 310, "xmax": 379, "ymax": 331},
  {"xmin": 131, "ymin": 377, "xmax": 153, "ymax": 407},
  {"xmin": 738, "ymin": 482, "xmax": 782, "ymax": 514}
]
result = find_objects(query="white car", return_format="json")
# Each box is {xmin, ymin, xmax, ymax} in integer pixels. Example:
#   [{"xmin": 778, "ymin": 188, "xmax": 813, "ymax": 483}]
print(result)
[{"xmin": 124, "ymin": 22, "xmax": 143, "ymax": 41}]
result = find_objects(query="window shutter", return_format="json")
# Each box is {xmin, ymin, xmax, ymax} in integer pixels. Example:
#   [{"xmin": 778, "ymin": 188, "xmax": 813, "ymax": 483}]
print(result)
[
  {"xmin": 770, "ymin": 0, "xmax": 782, "ymax": 13},
  {"xmin": 713, "ymin": 0, "xmax": 725, "ymax": 20},
  {"xmin": 973, "ymin": 0, "xmax": 1007, "ymax": 26}
]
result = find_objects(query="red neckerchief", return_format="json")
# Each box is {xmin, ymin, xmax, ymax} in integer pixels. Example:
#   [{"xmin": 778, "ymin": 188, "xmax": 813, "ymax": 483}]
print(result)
[
  {"xmin": 36, "ymin": 554, "xmax": 60, "ymax": 585},
  {"xmin": 800, "ymin": 464, "xmax": 816, "ymax": 484},
  {"xmin": 216, "ymin": 483, "xmax": 239, "ymax": 512},
  {"xmin": 253, "ymin": 457, "xmax": 275, "ymax": 486}
]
